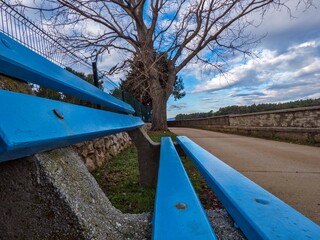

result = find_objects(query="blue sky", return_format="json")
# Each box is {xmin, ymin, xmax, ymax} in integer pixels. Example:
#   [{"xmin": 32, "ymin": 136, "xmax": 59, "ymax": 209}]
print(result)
[
  {"xmin": 166, "ymin": 2, "xmax": 320, "ymax": 118},
  {"xmin": 17, "ymin": 0, "xmax": 320, "ymax": 119}
]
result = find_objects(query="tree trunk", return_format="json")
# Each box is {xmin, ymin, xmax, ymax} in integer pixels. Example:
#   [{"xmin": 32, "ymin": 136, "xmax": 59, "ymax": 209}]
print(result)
[
  {"xmin": 136, "ymin": 44, "xmax": 175, "ymax": 131},
  {"xmin": 149, "ymin": 68, "xmax": 176, "ymax": 131},
  {"xmin": 151, "ymin": 89, "xmax": 168, "ymax": 131}
]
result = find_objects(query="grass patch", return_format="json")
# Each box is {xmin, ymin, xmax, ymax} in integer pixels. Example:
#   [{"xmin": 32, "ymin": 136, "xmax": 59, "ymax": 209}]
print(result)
[
  {"xmin": 93, "ymin": 129, "xmax": 222, "ymax": 213},
  {"xmin": 92, "ymin": 130, "xmax": 176, "ymax": 213},
  {"xmin": 148, "ymin": 130, "xmax": 177, "ymax": 142},
  {"xmin": 93, "ymin": 146, "xmax": 155, "ymax": 213},
  {"xmin": 181, "ymin": 157, "xmax": 223, "ymax": 209}
]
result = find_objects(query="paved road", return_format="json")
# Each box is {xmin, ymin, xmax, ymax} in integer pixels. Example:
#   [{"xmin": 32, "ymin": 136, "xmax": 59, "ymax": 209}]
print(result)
[{"xmin": 170, "ymin": 127, "xmax": 320, "ymax": 224}]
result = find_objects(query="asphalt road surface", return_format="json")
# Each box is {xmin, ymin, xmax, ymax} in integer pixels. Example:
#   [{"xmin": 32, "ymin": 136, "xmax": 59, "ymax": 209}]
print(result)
[{"xmin": 170, "ymin": 127, "xmax": 320, "ymax": 224}]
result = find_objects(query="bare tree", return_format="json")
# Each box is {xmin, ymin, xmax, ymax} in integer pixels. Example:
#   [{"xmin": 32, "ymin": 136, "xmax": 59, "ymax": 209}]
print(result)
[
  {"xmin": 15, "ymin": 0, "xmax": 311, "ymax": 130},
  {"xmin": 119, "ymin": 53, "xmax": 185, "ymax": 107}
]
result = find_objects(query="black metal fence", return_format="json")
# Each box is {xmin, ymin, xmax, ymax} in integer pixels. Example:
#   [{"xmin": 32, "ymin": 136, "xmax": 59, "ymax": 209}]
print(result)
[{"xmin": 0, "ymin": 1, "xmax": 152, "ymax": 122}]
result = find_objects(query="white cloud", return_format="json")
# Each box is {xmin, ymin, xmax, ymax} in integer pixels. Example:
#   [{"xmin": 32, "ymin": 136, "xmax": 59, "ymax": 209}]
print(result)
[
  {"xmin": 168, "ymin": 102, "xmax": 188, "ymax": 111},
  {"xmin": 249, "ymin": 0, "xmax": 320, "ymax": 51},
  {"xmin": 191, "ymin": 38, "xmax": 320, "ymax": 95}
]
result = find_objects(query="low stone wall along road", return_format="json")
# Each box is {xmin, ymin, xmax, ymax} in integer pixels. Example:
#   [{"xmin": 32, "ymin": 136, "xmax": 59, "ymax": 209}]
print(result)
[{"xmin": 170, "ymin": 127, "xmax": 320, "ymax": 225}]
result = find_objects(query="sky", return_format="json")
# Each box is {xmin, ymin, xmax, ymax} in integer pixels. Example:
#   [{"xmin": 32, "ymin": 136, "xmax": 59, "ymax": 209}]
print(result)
[
  {"xmin": 13, "ymin": 0, "xmax": 320, "ymax": 119},
  {"xmin": 167, "ymin": 2, "xmax": 320, "ymax": 118}
]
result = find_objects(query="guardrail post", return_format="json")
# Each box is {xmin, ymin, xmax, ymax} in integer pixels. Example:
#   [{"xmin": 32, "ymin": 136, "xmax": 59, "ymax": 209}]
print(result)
[
  {"xmin": 127, "ymin": 127, "xmax": 160, "ymax": 186},
  {"xmin": 91, "ymin": 52, "xmax": 101, "ymax": 109}
]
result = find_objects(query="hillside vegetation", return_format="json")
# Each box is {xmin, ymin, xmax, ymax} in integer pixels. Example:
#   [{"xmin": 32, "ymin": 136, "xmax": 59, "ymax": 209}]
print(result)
[{"xmin": 175, "ymin": 98, "xmax": 320, "ymax": 120}]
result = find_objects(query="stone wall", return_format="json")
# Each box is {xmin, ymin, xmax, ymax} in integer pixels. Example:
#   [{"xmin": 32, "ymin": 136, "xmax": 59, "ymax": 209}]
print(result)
[
  {"xmin": 229, "ymin": 106, "xmax": 320, "ymax": 128},
  {"xmin": 73, "ymin": 132, "xmax": 132, "ymax": 172},
  {"xmin": 168, "ymin": 115, "xmax": 229, "ymax": 129},
  {"xmin": 168, "ymin": 106, "xmax": 320, "ymax": 145}
]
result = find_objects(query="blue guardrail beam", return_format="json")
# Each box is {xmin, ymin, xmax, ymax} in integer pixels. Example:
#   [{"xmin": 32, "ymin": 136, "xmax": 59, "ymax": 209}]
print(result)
[
  {"xmin": 0, "ymin": 90, "xmax": 143, "ymax": 162},
  {"xmin": 177, "ymin": 136, "xmax": 320, "ymax": 240},
  {"xmin": 0, "ymin": 32, "xmax": 134, "ymax": 114},
  {"xmin": 152, "ymin": 137, "xmax": 217, "ymax": 240}
]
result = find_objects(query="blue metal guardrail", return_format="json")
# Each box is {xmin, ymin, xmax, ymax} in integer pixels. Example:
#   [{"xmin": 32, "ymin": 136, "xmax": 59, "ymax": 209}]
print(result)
[
  {"xmin": 2, "ymin": 31, "xmax": 318, "ymax": 236},
  {"xmin": 176, "ymin": 136, "xmax": 320, "ymax": 240},
  {"xmin": 153, "ymin": 137, "xmax": 216, "ymax": 240},
  {"xmin": 1, "ymin": 5, "xmax": 319, "ymax": 240},
  {"xmin": 0, "ymin": 33, "xmax": 144, "ymax": 162},
  {"xmin": 0, "ymin": 90, "xmax": 143, "ymax": 162}
]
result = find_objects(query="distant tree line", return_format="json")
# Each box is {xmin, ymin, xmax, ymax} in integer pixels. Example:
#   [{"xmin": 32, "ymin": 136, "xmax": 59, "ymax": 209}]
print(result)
[
  {"xmin": 175, "ymin": 98, "xmax": 320, "ymax": 120},
  {"xmin": 175, "ymin": 111, "xmax": 215, "ymax": 120}
]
